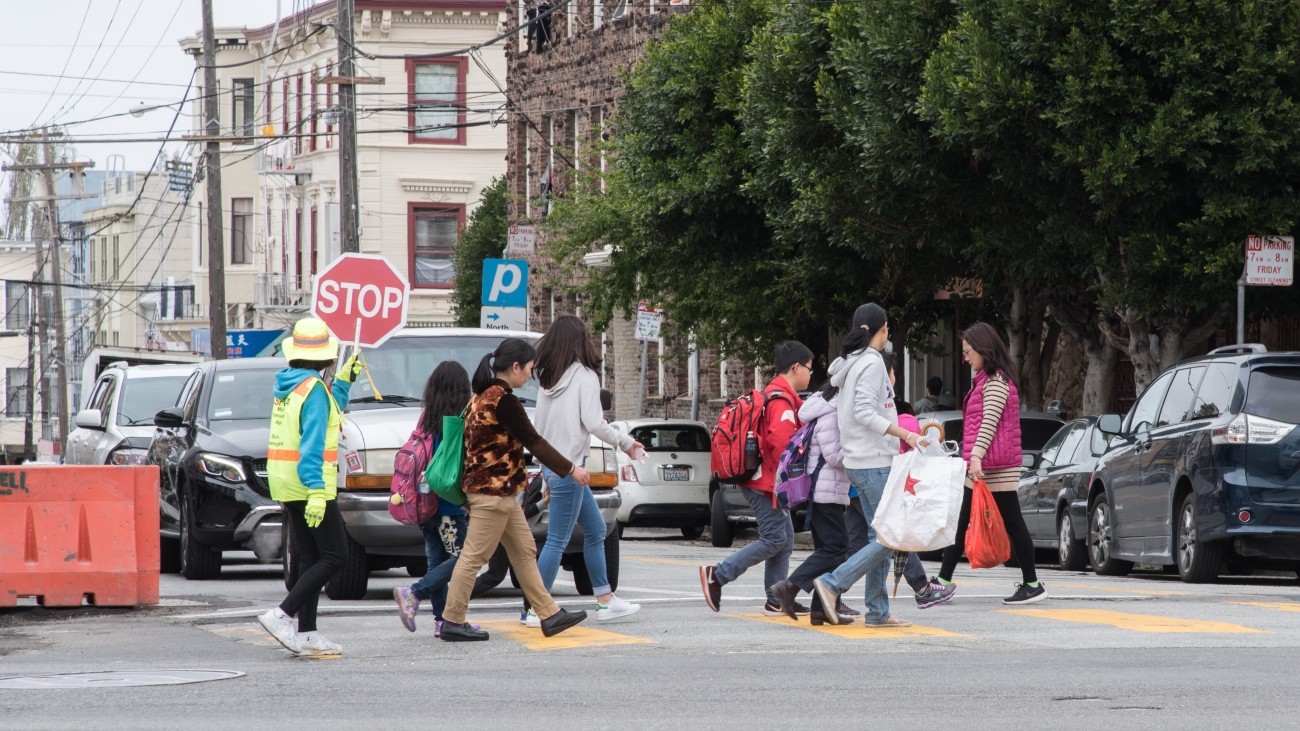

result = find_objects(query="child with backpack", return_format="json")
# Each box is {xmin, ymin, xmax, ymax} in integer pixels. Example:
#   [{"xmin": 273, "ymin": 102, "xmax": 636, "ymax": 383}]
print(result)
[
  {"xmin": 700, "ymin": 341, "xmax": 813, "ymax": 615},
  {"xmin": 392, "ymin": 361, "xmax": 479, "ymax": 637},
  {"xmin": 770, "ymin": 381, "xmax": 860, "ymax": 625}
]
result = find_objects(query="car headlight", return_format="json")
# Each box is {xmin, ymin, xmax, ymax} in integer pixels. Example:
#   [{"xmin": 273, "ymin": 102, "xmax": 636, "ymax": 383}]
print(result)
[
  {"xmin": 108, "ymin": 448, "xmax": 148, "ymax": 466},
  {"xmin": 197, "ymin": 453, "xmax": 247, "ymax": 483},
  {"xmin": 343, "ymin": 449, "xmax": 395, "ymax": 490}
]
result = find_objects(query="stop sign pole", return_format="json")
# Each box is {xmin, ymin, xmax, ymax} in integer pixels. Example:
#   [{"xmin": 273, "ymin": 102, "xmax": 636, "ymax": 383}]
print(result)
[{"xmin": 311, "ymin": 253, "xmax": 410, "ymax": 350}]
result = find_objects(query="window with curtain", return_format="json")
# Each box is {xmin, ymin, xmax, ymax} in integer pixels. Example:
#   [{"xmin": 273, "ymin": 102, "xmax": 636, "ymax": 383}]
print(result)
[
  {"xmin": 231, "ymin": 198, "xmax": 253, "ymax": 265},
  {"xmin": 5, "ymin": 368, "xmax": 27, "ymax": 417},
  {"xmin": 232, "ymin": 78, "xmax": 255, "ymax": 140},
  {"xmin": 409, "ymin": 59, "xmax": 465, "ymax": 143},
  {"xmin": 4, "ymin": 282, "xmax": 29, "ymax": 331},
  {"xmin": 411, "ymin": 206, "xmax": 461, "ymax": 286}
]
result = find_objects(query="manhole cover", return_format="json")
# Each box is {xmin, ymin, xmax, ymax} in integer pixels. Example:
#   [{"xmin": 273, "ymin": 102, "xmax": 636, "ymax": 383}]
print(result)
[{"xmin": 0, "ymin": 669, "xmax": 244, "ymax": 689}]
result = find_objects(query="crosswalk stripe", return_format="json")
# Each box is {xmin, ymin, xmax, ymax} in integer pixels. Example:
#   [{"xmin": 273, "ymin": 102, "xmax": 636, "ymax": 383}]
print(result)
[
  {"xmin": 730, "ymin": 613, "xmax": 966, "ymax": 638},
  {"xmin": 1000, "ymin": 608, "xmax": 1263, "ymax": 634},
  {"xmin": 1230, "ymin": 601, "xmax": 1300, "ymax": 613},
  {"xmin": 475, "ymin": 620, "xmax": 654, "ymax": 651}
]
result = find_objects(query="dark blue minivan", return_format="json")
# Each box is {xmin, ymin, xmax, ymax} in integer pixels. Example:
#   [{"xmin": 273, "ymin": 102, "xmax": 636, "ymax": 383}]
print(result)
[{"xmin": 1087, "ymin": 344, "xmax": 1300, "ymax": 582}]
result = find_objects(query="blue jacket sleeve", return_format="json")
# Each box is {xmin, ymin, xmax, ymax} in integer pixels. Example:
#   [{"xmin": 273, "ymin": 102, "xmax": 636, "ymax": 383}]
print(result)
[
  {"xmin": 297, "ymin": 383, "xmax": 331, "ymax": 489},
  {"xmin": 330, "ymin": 376, "xmax": 352, "ymax": 411}
]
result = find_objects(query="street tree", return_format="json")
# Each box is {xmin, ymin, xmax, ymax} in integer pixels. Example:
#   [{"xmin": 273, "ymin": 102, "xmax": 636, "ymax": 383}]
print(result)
[{"xmin": 451, "ymin": 176, "xmax": 508, "ymax": 328}]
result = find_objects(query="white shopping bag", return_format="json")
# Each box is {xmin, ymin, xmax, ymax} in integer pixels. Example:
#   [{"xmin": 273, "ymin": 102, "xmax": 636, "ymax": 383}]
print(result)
[{"xmin": 874, "ymin": 441, "xmax": 966, "ymax": 552}]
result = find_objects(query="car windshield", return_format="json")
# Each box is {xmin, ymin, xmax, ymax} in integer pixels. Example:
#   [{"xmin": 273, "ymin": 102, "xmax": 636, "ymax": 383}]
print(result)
[
  {"xmin": 1021, "ymin": 418, "xmax": 1065, "ymax": 452},
  {"xmin": 118, "ymin": 375, "xmax": 190, "ymax": 426},
  {"xmin": 630, "ymin": 425, "xmax": 710, "ymax": 452},
  {"xmin": 209, "ymin": 368, "xmax": 279, "ymax": 421},
  {"xmin": 346, "ymin": 334, "xmax": 541, "ymax": 409},
  {"xmin": 1246, "ymin": 367, "xmax": 1300, "ymax": 425}
]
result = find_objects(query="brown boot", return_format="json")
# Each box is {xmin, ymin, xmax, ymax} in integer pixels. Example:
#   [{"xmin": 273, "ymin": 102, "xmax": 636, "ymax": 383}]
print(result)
[{"xmin": 770, "ymin": 580, "xmax": 800, "ymax": 620}]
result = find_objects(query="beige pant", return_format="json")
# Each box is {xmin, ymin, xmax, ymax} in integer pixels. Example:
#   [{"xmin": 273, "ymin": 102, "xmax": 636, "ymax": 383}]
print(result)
[{"xmin": 443, "ymin": 492, "xmax": 560, "ymax": 624}]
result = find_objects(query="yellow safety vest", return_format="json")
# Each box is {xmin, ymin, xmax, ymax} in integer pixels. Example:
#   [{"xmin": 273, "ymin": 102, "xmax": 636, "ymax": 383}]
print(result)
[{"xmin": 267, "ymin": 377, "xmax": 342, "ymax": 502}]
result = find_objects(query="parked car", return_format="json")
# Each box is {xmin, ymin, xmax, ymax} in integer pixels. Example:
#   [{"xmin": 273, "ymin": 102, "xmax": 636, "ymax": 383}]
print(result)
[
  {"xmin": 1087, "ymin": 344, "xmax": 1300, "ymax": 582},
  {"xmin": 1017, "ymin": 416, "xmax": 1113, "ymax": 570},
  {"xmin": 66, "ymin": 362, "xmax": 193, "ymax": 466},
  {"xmin": 301, "ymin": 327, "xmax": 621, "ymax": 599},
  {"xmin": 609, "ymin": 419, "xmax": 712, "ymax": 538},
  {"xmin": 914, "ymin": 409, "xmax": 1066, "ymax": 464},
  {"xmin": 147, "ymin": 357, "xmax": 285, "ymax": 579}
]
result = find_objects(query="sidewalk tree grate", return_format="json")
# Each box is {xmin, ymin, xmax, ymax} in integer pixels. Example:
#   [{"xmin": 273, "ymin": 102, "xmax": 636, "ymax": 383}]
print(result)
[{"xmin": 0, "ymin": 669, "xmax": 245, "ymax": 689}]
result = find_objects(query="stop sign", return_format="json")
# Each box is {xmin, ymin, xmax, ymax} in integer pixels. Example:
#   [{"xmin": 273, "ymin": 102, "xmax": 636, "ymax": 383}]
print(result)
[{"xmin": 312, "ymin": 253, "xmax": 410, "ymax": 347}]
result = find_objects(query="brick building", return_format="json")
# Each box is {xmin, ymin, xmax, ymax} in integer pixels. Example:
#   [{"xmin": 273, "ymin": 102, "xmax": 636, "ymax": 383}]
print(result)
[{"xmin": 505, "ymin": 0, "xmax": 770, "ymax": 422}]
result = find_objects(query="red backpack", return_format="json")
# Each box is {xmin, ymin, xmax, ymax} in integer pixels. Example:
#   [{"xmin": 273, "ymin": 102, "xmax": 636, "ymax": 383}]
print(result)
[
  {"xmin": 710, "ymin": 388, "xmax": 789, "ymax": 483},
  {"xmin": 388, "ymin": 428, "xmax": 439, "ymax": 526}
]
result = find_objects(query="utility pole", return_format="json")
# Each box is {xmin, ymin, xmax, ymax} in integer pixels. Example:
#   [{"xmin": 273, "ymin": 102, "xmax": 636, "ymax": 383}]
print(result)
[
  {"xmin": 336, "ymin": 0, "xmax": 360, "ymax": 253},
  {"xmin": 202, "ymin": 0, "xmax": 228, "ymax": 358},
  {"xmin": 38, "ymin": 133, "xmax": 72, "ymax": 451}
]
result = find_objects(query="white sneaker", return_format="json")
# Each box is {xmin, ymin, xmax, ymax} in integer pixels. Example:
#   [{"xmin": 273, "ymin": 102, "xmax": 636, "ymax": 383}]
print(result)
[
  {"xmin": 522, "ymin": 609, "xmax": 541, "ymax": 629},
  {"xmin": 257, "ymin": 609, "xmax": 298, "ymax": 653},
  {"xmin": 295, "ymin": 632, "xmax": 342, "ymax": 657},
  {"xmin": 595, "ymin": 595, "xmax": 641, "ymax": 622}
]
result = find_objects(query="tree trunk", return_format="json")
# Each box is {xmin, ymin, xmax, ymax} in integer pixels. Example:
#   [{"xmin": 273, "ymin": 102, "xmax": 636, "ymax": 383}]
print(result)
[
  {"xmin": 1080, "ymin": 337, "xmax": 1122, "ymax": 415},
  {"xmin": 1007, "ymin": 284, "xmax": 1053, "ymax": 411}
]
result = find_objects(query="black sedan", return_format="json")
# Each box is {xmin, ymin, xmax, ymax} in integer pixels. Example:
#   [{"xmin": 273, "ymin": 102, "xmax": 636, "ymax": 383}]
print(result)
[
  {"xmin": 148, "ymin": 357, "xmax": 285, "ymax": 580},
  {"xmin": 1017, "ymin": 416, "xmax": 1112, "ymax": 570}
]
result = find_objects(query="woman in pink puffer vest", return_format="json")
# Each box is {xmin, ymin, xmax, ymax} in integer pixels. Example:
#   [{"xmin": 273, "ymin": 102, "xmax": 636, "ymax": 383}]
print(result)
[{"xmin": 934, "ymin": 322, "xmax": 1047, "ymax": 606}]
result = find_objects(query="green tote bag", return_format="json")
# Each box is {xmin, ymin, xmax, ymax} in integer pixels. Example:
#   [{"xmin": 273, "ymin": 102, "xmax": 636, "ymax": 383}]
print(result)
[{"xmin": 425, "ymin": 408, "xmax": 468, "ymax": 505}]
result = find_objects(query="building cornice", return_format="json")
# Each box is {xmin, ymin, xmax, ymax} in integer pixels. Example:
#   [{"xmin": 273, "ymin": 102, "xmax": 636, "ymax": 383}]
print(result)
[{"xmin": 400, "ymin": 178, "xmax": 474, "ymax": 195}]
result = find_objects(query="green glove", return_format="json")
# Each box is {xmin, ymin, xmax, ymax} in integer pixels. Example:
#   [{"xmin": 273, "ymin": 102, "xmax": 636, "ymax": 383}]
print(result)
[
  {"xmin": 305, "ymin": 493, "xmax": 327, "ymax": 528},
  {"xmin": 337, "ymin": 354, "xmax": 364, "ymax": 383}
]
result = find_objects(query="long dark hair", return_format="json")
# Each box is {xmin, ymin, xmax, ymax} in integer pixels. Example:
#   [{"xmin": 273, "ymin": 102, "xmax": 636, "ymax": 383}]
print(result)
[
  {"xmin": 472, "ymin": 337, "xmax": 538, "ymax": 394},
  {"xmin": 418, "ymin": 361, "xmax": 471, "ymax": 438},
  {"xmin": 534, "ymin": 315, "xmax": 601, "ymax": 390},
  {"xmin": 962, "ymin": 322, "xmax": 1018, "ymax": 386},
  {"xmin": 839, "ymin": 303, "xmax": 888, "ymax": 359}
]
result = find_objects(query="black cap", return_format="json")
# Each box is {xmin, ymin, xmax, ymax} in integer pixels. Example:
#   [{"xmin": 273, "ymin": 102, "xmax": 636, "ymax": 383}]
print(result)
[{"xmin": 854, "ymin": 303, "xmax": 888, "ymax": 338}]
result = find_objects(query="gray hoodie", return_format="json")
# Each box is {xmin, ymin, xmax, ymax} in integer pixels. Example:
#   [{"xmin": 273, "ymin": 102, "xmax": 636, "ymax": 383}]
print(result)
[
  {"xmin": 828, "ymin": 347, "xmax": 900, "ymax": 470},
  {"xmin": 534, "ymin": 362, "xmax": 635, "ymax": 465}
]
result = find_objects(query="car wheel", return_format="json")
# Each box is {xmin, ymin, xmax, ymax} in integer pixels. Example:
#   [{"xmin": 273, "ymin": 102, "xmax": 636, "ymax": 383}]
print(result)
[
  {"xmin": 1088, "ymin": 496, "xmax": 1132, "ymax": 577},
  {"xmin": 282, "ymin": 522, "xmax": 300, "ymax": 591},
  {"xmin": 681, "ymin": 525, "xmax": 705, "ymax": 540},
  {"xmin": 508, "ymin": 567, "xmax": 522, "ymax": 589},
  {"xmin": 179, "ymin": 494, "xmax": 222, "ymax": 580},
  {"xmin": 324, "ymin": 532, "xmax": 369, "ymax": 600},
  {"xmin": 406, "ymin": 557, "xmax": 428, "ymax": 578},
  {"xmin": 1176, "ymin": 493, "xmax": 1223, "ymax": 583},
  {"xmin": 1058, "ymin": 512, "xmax": 1088, "ymax": 571},
  {"xmin": 160, "ymin": 537, "xmax": 182, "ymax": 574},
  {"xmin": 710, "ymin": 489, "xmax": 734, "ymax": 548}
]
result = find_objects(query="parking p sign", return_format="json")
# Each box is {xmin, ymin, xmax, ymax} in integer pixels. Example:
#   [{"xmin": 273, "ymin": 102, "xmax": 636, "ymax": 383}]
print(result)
[{"xmin": 481, "ymin": 259, "xmax": 529, "ymax": 308}]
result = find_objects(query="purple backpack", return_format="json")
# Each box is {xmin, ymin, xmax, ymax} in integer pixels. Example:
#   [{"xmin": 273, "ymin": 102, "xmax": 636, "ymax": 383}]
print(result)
[
  {"xmin": 388, "ymin": 428, "xmax": 439, "ymax": 526},
  {"xmin": 775, "ymin": 419, "xmax": 824, "ymax": 509}
]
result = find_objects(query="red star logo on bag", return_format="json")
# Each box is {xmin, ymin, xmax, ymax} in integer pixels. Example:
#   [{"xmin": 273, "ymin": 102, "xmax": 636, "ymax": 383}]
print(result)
[{"xmin": 904, "ymin": 473, "xmax": 920, "ymax": 495}]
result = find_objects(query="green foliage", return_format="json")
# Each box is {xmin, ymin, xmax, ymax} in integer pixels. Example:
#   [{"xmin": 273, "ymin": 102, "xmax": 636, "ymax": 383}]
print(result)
[{"xmin": 451, "ymin": 176, "xmax": 508, "ymax": 328}]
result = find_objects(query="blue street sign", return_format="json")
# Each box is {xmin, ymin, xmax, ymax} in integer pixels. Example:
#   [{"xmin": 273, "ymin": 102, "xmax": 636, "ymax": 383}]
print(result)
[{"xmin": 481, "ymin": 258, "xmax": 529, "ymax": 308}]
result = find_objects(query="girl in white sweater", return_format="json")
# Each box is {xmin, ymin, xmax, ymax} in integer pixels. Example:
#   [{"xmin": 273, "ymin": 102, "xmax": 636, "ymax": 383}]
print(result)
[{"xmin": 532, "ymin": 316, "xmax": 644, "ymax": 623}]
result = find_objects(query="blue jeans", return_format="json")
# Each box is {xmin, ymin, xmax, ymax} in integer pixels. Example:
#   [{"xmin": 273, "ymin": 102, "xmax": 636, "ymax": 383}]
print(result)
[
  {"xmin": 819, "ymin": 467, "xmax": 893, "ymax": 623},
  {"xmin": 848, "ymin": 495, "xmax": 929, "ymax": 594},
  {"xmin": 538, "ymin": 466, "xmax": 611, "ymax": 596},
  {"xmin": 411, "ymin": 514, "xmax": 467, "ymax": 619},
  {"xmin": 713, "ymin": 488, "xmax": 794, "ymax": 604}
]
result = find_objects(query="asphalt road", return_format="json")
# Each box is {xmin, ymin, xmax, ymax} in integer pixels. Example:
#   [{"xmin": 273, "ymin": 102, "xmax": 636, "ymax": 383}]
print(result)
[{"xmin": 4, "ymin": 528, "xmax": 1300, "ymax": 730}]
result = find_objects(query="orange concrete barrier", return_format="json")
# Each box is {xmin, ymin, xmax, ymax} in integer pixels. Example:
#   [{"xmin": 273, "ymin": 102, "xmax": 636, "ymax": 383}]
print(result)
[{"xmin": 0, "ymin": 466, "xmax": 160, "ymax": 607}]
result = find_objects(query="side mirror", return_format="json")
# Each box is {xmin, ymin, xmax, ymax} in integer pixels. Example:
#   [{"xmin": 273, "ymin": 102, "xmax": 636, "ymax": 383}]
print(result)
[
  {"xmin": 154, "ymin": 407, "xmax": 186, "ymax": 429},
  {"xmin": 1022, "ymin": 453, "xmax": 1036, "ymax": 469},
  {"xmin": 600, "ymin": 388, "xmax": 613, "ymax": 411},
  {"xmin": 1097, "ymin": 414, "xmax": 1123, "ymax": 435},
  {"xmin": 74, "ymin": 408, "xmax": 105, "ymax": 431}
]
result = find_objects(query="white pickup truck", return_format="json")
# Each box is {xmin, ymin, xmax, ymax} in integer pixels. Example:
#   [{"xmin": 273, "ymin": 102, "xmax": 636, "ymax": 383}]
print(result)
[{"xmin": 288, "ymin": 327, "xmax": 623, "ymax": 599}]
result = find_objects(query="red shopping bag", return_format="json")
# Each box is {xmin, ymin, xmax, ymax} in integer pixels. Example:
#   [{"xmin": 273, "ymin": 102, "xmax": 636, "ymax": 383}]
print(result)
[{"xmin": 964, "ymin": 478, "xmax": 1011, "ymax": 569}]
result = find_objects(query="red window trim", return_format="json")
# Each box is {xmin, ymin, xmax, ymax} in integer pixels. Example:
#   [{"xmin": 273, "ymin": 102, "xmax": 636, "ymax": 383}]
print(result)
[
  {"xmin": 309, "ymin": 66, "xmax": 318, "ymax": 152},
  {"xmin": 407, "ymin": 202, "xmax": 465, "ymax": 289},
  {"xmin": 295, "ymin": 73, "xmax": 305, "ymax": 155},
  {"xmin": 325, "ymin": 60, "xmax": 335, "ymax": 148},
  {"xmin": 264, "ymin": 78, "xmax": 273, "ymax": 127},
  {"xmin": 281, "ymin": 77, "xmax": 290, "ymax": 136},
  {"xmin": 406, "ymin": 57, "xmax": 468, "ymax": 146}
]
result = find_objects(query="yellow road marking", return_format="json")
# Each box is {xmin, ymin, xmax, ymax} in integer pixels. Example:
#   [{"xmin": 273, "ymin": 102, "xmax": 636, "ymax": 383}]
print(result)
[
  {"xmin": 476, "ymin": 620, "xmax": 653, "ymax": 651},
  {"xmin": 1231, "ymin": 601, "xmax": 1300, "ymax": 613},
  {"xmin": 623, "ymin": 557, "xmax": 701, "ymax": 568},
  {"xmin": 1051, "ymin": 582, "xmax": 1185, "ymax": 597},
  {"xmin": 1000, "ymin": 608, "xmax": 1263, "ymax": 634},
  {"xmin": 731, "ymin": 613, "xmax": 966, "ymax": 638}
]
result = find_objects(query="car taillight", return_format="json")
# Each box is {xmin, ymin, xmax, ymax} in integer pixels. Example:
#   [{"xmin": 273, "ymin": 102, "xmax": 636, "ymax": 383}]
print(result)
[
  {"xmin": 620, "ymin": 465, "xmax": 639, "ymax": 482},
  {"xmin": 1211, "ymin": 414, "xmax": 1294, "ymax": 445}
]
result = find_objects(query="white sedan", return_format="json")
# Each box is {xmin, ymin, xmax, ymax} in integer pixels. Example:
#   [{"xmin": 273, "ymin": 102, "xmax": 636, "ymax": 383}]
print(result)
[{"xmin": 610, "ymin": 419, "xmax": 712, "ymax": 538}]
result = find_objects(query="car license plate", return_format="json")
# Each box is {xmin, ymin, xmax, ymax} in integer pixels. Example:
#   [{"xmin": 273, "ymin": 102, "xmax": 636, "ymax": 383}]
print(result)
[{"xmin": 664, "ymin": 467, "xmax": 689, "ymax": 481}]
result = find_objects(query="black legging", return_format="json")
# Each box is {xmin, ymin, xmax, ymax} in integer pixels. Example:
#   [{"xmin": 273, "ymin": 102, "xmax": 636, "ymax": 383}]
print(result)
[
  {"xmin": 787, "ymin": 502, "xmax": 849, "ymax": 592},
  {"xmin": 939, "ymin": 487, "xmax": 1038, "ymax": 584},
  {"xmin": 281, "ymin": 499, "xmax": 347, "ymax": 633}
]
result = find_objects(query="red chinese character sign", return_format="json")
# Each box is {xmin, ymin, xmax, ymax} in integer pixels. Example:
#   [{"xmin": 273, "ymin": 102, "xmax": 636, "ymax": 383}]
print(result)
[{"xmin": 312, "ymin": 253, "xmax": 410, "ymax": 347}]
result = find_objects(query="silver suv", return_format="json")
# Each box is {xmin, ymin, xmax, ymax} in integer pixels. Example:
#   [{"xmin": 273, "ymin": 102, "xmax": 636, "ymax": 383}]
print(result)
[{"xmin": 66, "ymin": 362, "xmax": 195, "ymax": 466}]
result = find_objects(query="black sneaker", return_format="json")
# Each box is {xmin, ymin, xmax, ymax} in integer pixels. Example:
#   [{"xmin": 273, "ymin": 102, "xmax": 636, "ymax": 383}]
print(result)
[
  {"xmin": 439, "ymin": 621, "xmax": 490, "ymax": 642},
  {"xmin": 700, "ymin": 565, "xmax": 722, "ymax": 612},
  {"xmin": 762, "ymin": 599, "xmax": 811, "ymax": 616},
  {"xmin": 540, "ymin": 608, "xmax": 588, "ymax": 637},
  {"xmin": 1003, "ymin": 582, "xmax": 1047, "ymax": 605}
]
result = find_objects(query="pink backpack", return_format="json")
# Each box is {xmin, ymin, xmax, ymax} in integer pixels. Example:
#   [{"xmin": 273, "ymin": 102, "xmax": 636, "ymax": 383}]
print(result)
[{"xmin": 388, "ymin": 428, "xmax": 439, "ymax": 526}]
